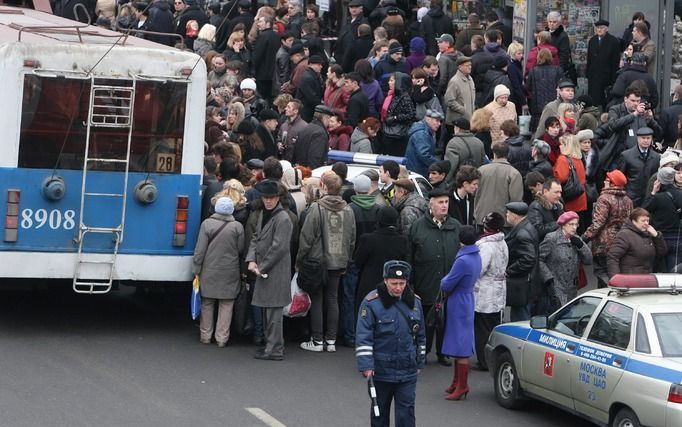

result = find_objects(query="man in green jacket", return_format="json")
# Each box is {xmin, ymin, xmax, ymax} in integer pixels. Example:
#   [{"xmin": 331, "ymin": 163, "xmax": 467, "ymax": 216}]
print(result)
[{"xmin": 408, "ymin": 187, "xmax": 461, "ymax": 366}]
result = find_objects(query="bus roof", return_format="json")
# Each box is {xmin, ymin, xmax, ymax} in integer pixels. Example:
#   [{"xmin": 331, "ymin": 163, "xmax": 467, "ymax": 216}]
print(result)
[{"xmin": 0, "ymin": 5, "xmax": 177, "ymax": 49}]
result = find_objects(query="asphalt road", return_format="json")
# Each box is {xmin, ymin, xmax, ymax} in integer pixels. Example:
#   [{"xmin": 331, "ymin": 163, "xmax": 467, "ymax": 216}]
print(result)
[{"xmin": 0, "ymin": 283, "xmax": 591, "ymax": 427}]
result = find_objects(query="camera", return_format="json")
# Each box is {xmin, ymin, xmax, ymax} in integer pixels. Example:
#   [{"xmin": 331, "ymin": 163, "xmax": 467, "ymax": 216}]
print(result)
[{"xmin": 643, "ymin": 102, "xmax": 652, "ymax": 111}]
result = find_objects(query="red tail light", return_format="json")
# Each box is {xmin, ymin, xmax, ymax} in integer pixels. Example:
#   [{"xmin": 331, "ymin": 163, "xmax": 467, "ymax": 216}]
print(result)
[
  {"xmin": 5, "ymin": 189, "xmax": 20, "ymax": 242},
  {"xmin": 669, "ymin": 384, "xmax": 682, "ymax": 404},
  {"xmin": 173, "ymin": 195, "xmax": 189, "ymax": 247}
]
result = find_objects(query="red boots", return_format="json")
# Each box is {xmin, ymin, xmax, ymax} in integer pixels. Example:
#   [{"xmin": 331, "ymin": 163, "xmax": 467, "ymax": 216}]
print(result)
[
  {"xmin": 445, "ymin": 361, "xmax": 469, "ymax": 400},
  {"xmin": 444, "ymin": 359, "xmax": 458, "ymax": 393}
]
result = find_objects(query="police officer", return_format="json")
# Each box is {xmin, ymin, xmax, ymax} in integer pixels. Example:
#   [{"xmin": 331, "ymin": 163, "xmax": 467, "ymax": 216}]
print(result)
[{"xmin": 356, "ymin": 260, "xmax": 426, "ymax": 427}]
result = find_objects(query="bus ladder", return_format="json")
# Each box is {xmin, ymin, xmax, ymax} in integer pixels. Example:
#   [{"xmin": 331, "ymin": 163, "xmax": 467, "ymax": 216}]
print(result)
[{"xmin": 73, "ymin": 78, "xmax": 136, "ymax": 294}]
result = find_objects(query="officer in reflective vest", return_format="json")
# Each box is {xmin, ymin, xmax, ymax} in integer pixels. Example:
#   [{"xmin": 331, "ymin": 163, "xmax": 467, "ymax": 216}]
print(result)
[{"xmin": 356, "ymin": 260, "xmax": 427, "ymax": 427}]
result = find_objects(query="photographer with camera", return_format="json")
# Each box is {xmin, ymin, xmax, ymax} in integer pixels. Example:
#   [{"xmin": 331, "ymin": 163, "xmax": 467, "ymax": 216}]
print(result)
[
  {"xmin": 594, "ymin": 86, "xmax": 663, "ymax": 172},
  {"xmin": 609, "ymin": 53, "xmax": 658, "ymax": 110}
]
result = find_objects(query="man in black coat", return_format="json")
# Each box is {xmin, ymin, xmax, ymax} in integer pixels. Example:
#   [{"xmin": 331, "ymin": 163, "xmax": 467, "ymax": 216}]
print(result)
[
  {"xmin": 335, "ymin": 0, "xmax": 368, "ymax": 70},
  {"xmin": 609, "ymin": 53, "xmax": 658, "ymax": 109},
  {"xmin": 420, "ymin": 0, "xmax": 454, "ymax": 56},
  {"xmin": 660, "ymin": 85, "xmax": 682, "ymax": 147},
  {"xmin": 295, "ymin": 55, "xmax": 324, "ymax": 123},
  {"xmin": 341, "ymin": 23, "xmax": 374, "ymax": 73},
  {"xmin": 292, "ymin": 105, "xmax": 332, "ymax": 169},
  {"xmin": 146, "ymin": 0, "xmax": 175, "ymax": 46},
  {"xmin": 527, "ymin": 178, "xmax": 563, "ymax": 241},
  {"xmin": 504, "ymin": 202, "xmax": 539, "ymax": 322},
  {"xmin": 251, "ymin": 15, "xmax": 281, "ymax": 103},
  {"xmin": 546, "ymin": 11, "xmax": 572, "ymax": 80},
  {"xmin": 586, "ymin": 20, "xmax": 621, "ymax": 109},
  {"xmin": 343, "ymin": 72, "xmax": 369, "ymax": 128},
  {"xmin": 174, "ymin": 0, "xmax": 209, "ymax": 50},
  {"xmin": 617, "ymin": 127, "xmax": 661, "ymax": 207}
]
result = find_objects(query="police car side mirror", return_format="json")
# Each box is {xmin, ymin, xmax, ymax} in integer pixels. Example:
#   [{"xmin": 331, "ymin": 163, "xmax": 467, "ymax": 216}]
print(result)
[{"xmin": 530, "ymin": 315, "xmax": 548, "ymax": 329}]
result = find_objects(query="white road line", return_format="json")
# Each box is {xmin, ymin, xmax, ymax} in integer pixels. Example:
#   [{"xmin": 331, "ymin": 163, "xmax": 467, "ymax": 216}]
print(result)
[{"xmin": 245, "ymin": 407, "xmax": 288, "ymax": 427}]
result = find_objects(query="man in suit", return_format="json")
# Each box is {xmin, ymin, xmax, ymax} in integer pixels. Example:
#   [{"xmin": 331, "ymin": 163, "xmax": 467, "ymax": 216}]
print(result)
[{"xmin": 586, "ymin": 19, "xmax": 621, "ymax": 109}]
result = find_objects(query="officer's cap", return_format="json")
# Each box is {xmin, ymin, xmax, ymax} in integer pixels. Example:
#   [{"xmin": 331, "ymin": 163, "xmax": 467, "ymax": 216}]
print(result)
[{"xmin": 383, "ymin": 260, "xmax": 411, "ymax": 280}]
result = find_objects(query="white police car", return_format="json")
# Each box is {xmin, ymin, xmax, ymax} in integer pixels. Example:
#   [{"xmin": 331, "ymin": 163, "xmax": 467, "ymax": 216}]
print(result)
[
  {"xmin": 485, "ymin": 274, "xmax": 682, "ymax": 427},
  {"xmin": 312, "ymin": 150, "xmax": 432, "ymax": 197}
]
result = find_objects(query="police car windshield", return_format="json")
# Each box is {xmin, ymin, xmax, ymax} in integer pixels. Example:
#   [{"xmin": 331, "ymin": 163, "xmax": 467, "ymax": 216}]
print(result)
[{"xmin": 652, "ymin": 313, "xmax": 682, "ymax": 357}]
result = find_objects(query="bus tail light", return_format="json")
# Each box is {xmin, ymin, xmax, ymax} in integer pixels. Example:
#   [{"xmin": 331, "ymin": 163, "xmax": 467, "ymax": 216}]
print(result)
[
  {"xmin": 173, "ymin": 195, "xmax": 188, "ymax": 247},
  {"xmin": 5, "ymin": 189, "xmax": 20, "ymax": 242},
  {"xmin": 669, "ymin": 384, "xmax": 682, "ymax": 404}
]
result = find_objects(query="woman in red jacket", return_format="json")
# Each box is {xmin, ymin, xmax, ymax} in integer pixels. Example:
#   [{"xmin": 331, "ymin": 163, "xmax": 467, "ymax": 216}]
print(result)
[{"xmin": 554, "ymin": 134, "xmax": 587, "ymax": 216}]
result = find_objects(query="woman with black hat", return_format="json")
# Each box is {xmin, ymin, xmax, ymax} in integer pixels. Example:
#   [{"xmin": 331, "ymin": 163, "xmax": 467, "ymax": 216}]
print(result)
[{"xmin": 234, "ymin": 120, "xmax": 266, "ymax": 161}]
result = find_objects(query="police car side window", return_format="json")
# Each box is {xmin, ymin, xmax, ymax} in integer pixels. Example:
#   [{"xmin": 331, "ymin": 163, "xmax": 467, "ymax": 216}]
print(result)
[
  {"xmin": 550, "ymin": 297, "xmax": 601, "ymax": 337},
  {"xmin": 635, "ymin": 314, "xmax": 651, "ymax": 354},
  {"xmin": 587, "ymin": 302, "xmax": 634, "ymax": 350}
]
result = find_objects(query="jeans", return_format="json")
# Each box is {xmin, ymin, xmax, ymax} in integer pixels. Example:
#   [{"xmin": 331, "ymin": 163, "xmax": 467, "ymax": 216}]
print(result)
[
  {"xmin": 252, "ymin": 304, "xmax": 264, "ymax": 340},
  {"xmin": 339, "ymin": 262, "xmax": 359, "ymax": 345},
  {"xmin": 310, "ymin": 270, "xmax": 342, "ymax": 342}
]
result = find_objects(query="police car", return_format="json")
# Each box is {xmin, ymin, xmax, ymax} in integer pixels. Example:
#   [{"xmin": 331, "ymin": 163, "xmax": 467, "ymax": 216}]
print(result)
[
  {"xmin": 312, "ymin": 150, "xmax": 432, "ymax": 197},
  {"xmin": 485, "ymin": 274, "xmax": 682, "ymax": 427}
]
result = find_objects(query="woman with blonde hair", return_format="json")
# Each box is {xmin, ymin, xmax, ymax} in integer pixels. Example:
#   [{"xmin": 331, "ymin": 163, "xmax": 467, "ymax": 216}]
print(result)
[
  {"xmin": 557, "ymin": 102, "xmax": 578, "ymax": 135},
  {"xmin": 506, "ymin": 41, "xmax": 526, "ymax": 115},
  {"xmin": 224, "ymin": 32, "xmax": 251, "ymax": 75},
  {"xmin": 470, "ymin": 108, "xmax": 493, "ymax": 159},
  {"xmin": 194, "ymin": 24, "xmax": 216, "ymax": 56},
  {"xmin": 225, "ymin": 101, "xmax": 245, "ymax": 132},
  {"xmin": 554, "ymin": 134, "xmax": 587, "ymax": 215},
  {"xmin": 213, "ymin": 178, "xmax": 250, "ymax": 224}
]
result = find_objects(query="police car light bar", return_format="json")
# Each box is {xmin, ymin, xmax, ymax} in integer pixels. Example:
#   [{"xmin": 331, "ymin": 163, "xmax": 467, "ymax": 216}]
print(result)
[
  {"xmin": 608, "ymin": 274, "xmax": 682, "ymax": 293},
  {"xmin": 327, "ymin": 150, "xmax": 406, "ymax": 166}
]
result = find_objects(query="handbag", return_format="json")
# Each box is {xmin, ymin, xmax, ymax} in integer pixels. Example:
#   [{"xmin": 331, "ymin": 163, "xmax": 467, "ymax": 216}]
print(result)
[
  {"xmin": 505, "ymin": 275, "xmax": 531, "ymax": 307},
  {"xmin": 425, "ymin": 290, "xmax": 446, "ymax": 333},
  {"xmin": 285, "ymin": 272, "xmax": 312, "ymax": 317},
  {"xmin": 232, "ymin": 281, "xmax": 253, "ymax": 336},
  {"xmin": 296, "ymin": 204, "xmax": 328, "ymax": 294},
  {"xmin": 561, "ymin": 157, "xmax": 584, "ymax": 201},
  {"xmin": 415, "ymin": 95, "xmax": 442, "ymax": 120}
]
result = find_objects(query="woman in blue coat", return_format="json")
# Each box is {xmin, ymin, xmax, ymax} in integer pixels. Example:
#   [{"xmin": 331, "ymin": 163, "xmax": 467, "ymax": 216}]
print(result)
[{"xmin": 440, "ymin": 225, "xmax": 482, "ymax": 401}]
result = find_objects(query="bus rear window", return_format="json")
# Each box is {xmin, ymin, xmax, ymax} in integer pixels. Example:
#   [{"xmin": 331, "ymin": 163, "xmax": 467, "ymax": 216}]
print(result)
[
  {"xmin": 652, "ymin": 313, "xmax": 682, "ymax": 357},
  {"xmin": 18, "ymin": 76, "xmax": 187, "ymax": 173}
]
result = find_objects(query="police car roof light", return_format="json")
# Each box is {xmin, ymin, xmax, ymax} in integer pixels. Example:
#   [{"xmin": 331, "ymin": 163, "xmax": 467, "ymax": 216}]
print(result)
[
  {"xmin": 327, "ymin": 150, "xmax": 407, "ymax": 166},
  {"xmin": 608, "ymin": 274, "xmax": 682, "ymax": 294},
  {"xmin": 669, "ymin": 384, "xmax": 682, "ymax": 404}
]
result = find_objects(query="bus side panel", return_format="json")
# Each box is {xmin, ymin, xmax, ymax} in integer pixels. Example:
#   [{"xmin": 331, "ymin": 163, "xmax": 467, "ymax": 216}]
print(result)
[{"xmin": 0, "ymin": 168, "xmax": 200, "ymax": 255}]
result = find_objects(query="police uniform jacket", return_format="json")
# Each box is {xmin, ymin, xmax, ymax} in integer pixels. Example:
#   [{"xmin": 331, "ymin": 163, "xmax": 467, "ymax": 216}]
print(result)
[{"xmin": 356, "ymin": 283, "xmax": 426, "ymax": 383}]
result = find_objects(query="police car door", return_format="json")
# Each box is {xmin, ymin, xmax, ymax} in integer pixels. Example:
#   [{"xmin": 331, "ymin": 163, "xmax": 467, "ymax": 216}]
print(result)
[
  {"xmin": 522, "ymin": 296, "xmax": 602, "ymax": 410},
  {"xmin": 571, "ymin": 301, "xmax": 633, "ymax": 423}
]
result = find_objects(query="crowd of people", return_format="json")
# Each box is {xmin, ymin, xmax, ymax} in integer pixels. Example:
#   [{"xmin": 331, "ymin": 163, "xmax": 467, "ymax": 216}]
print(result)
[{"xmin": 63, "ymin": 0, "xmax": 682, "ymax": 424}]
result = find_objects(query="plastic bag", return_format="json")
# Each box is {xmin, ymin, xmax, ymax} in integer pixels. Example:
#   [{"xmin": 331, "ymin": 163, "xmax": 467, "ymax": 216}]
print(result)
[
  {"xmin": 191, "ymin": 276, "xmax": 201, "ymax": 320},
  {"xmin": 284, "ymin": 273, "xmax": 311, "ymax": 318}
]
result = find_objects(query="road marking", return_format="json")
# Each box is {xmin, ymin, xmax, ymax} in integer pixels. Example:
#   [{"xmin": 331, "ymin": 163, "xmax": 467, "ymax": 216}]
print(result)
[{"xmin": 245, "ymin": 407, "xmax": 287, "ymax": 427}]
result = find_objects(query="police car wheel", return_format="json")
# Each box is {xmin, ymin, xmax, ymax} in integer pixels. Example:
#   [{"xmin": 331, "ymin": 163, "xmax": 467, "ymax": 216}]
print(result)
[
  {"xmin": 494, "ymin": 352, "xmax": 523, "ymax": 409},
  {"xmin": 611, "ymin": 407, "xmax": 641, "ymax": 427}
]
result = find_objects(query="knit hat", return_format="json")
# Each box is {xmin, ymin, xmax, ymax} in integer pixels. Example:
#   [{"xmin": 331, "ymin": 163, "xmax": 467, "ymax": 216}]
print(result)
[
  {"xmin": 494, "ymin": 84, "xmax": 511, "ymax": 100},
  {"xmin": 659, "ymin": 150, "xmax": 680, "ymax": 168},
  {"xmin": 576, "ymin": 129, "xmax": 594, "ymax": 141},
  {"xmin": 532, "ymin": 139, "xmax": 551, "ymax": 157},
  {"xmin": 417, "ymin": 7, "xmax": 428, "ymax": 22},
  {"xmin": 235, "ymin": 120, "xmax": 255, "ymax": 135},
  {"xmin": 377, "ymin": 205, "xmax": 399, "ymax": 227},
  {"xmin": 452, "ymin": 117, "xmax": 470, "ymax": 130},
  {"xmin": 282, "ymin": 167, "xmax": 302, "ymax": 190},
  {"xmin": 352, "ymin": 174, "xmax": 371, "ymax": 194},
  {"xmin": 658, "ymin": 167, "xmax": 676, "ymax": 186},
  {"xmin": 214, "ymin": 197, "xmax": 234, "ymax": 215},
  {"xmin": 388, "ymin": 41, "xmax": 403, "ymax": 55},
  {"xmin": 605, "ymin": 170, "xmax": 627, "ymax": 187},
  {"xmin": 240, "ymin": 78, "xmax": 257, "ymax": 91},
  {"xmin": 556, "ymin": 210, "xmax": 579, "ymax": 226},
  {"xmin": 409, "ymin": 36, "xmax": 426, "ymax": 52}
]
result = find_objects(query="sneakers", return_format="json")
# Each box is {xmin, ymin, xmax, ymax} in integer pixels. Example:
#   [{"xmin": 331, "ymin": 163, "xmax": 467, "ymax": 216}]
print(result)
[
  {"xmin": 300, "ymin": 340, "xmax": 324, "ymax": 352},
  {"xmin": 325, "ymin": 340, "xmax": 336, "ymax": 352}
]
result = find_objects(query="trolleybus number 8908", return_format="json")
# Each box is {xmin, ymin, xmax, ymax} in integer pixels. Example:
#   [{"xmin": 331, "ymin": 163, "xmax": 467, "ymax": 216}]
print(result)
[{"xmin": 21, "ymin": 209, "xmax": 76, "ymax": 230}]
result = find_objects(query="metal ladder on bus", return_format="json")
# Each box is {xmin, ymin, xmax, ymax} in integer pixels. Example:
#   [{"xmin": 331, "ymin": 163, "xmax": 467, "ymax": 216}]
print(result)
[{"xmin": 73, "ymin": 78, "xmax": 136, "ymax": 294}]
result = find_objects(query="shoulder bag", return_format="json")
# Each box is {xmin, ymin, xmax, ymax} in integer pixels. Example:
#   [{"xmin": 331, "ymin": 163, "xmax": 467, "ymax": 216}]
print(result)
[
  {"xmin": 297, "ymin": 204, "xmax": 328, "ymax": 294},
  {"xmin": 425, "ymin": 289, "xmax": 446, "ymax": 333},
  {"xmin": 561, "ymin": 157, "xmax": 584, "ymax": 201}
]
